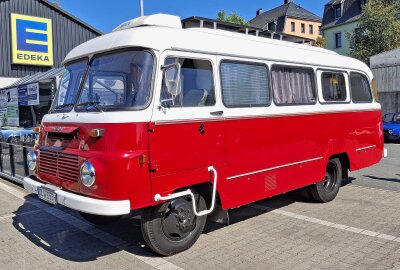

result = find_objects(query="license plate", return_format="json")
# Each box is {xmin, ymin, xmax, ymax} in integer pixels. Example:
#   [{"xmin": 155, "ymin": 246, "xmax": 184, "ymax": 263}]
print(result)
[{"xmin": 38, "ymin": 186, "xmax": 57, "ymax": 205}]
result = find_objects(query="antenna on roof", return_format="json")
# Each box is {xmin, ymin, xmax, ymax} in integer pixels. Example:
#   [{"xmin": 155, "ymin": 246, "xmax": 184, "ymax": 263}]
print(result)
[{"xmin": 140, "ymin": 0, "xmax": 144, "ymax": 16}]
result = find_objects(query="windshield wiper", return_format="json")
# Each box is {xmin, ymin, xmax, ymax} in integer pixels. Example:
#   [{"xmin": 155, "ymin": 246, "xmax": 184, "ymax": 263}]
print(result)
[
  {"xmin": 76, "ymin": 101, "xmax": 103, "ymax": 112},
  {"xmin": 54, "ymin": 103, "xmax": 75, "ymax": 110}
]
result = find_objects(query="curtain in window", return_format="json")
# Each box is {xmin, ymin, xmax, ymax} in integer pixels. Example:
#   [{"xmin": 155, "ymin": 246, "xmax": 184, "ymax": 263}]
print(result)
[{"xmin": 272, "ymin": 67, "xmax": 315, "ymax": 104}]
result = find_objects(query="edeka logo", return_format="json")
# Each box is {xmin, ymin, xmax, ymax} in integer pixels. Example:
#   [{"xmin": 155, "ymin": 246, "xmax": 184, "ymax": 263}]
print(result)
[{"xmin": 11, "ymin": 13, "xmax": 54, "ymax": 66}]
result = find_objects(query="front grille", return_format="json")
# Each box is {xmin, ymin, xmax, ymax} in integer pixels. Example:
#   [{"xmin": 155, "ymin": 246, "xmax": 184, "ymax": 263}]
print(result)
[{"xmin": 38, "ymin": 149, "xmax": 80, "ymax": 182}]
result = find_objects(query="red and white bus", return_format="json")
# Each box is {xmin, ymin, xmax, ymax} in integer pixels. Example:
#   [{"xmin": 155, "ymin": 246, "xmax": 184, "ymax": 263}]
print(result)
[{"xmin": 23, "ymin": 14, "xmax": 385, "ymax": 255}]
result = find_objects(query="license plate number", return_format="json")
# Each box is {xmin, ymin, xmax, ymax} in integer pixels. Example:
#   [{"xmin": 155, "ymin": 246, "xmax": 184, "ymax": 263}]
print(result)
[{"xmin": 38, "ymin": 187, "xmax": 57, "ymax": 205}]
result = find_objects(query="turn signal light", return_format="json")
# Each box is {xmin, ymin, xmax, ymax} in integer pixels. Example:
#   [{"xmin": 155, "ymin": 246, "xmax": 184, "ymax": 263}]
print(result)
[
  {"xmin": 88, "ymin": 129, "xmax": 105, "ymax": 138},
  {"xmin": 33, "ymin": 127, "xmax": 41, "ymax": 133}
]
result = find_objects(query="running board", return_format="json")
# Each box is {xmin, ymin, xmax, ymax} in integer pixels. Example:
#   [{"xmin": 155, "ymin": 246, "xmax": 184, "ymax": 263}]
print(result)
[{"xmin": 154, "ymin": 166, "xmax": 218, "ymax": 217}]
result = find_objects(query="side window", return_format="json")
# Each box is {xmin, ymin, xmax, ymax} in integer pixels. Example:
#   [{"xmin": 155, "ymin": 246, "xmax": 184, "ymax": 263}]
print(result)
[
  {"xmin": 321, "ymin": 72, "xmax": 347, "ymax": 101},
  {"xmin": 221, "ymin": 61, "xmax": 270, "ymax": 107},
  {"xmin": 350, "ymin": 73, "xmax": 373, "ymax": 103},
  {"xmin": 271, "ymin": 65, "xmax": 316, "ymax": 105},
  {"xmin": 161, "ymin": 57, "xmax": 215, "ymax": 107},
  {"xmin": 383, "ymin": 113, "xmax": 394, "ymax": 123}
]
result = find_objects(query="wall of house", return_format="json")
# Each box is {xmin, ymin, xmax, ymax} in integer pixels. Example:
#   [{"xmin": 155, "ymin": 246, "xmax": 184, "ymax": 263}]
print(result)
[
  {"xmin": 283, "ymin": 17, "xmax": 321, "ymax": 40},
  {"xmin": 323, "ymin": 21, "xmax": 358, "ymax": 56},
  {"xmin": 371, "ymin": 49, "xmax": 400, "ymax": 115}
]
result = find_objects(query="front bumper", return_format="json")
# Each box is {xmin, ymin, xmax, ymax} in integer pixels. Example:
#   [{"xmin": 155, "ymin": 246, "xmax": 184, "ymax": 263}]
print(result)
[{"xmin": 23, "ymin": 176, "xmax": 130, "ymax": 216}]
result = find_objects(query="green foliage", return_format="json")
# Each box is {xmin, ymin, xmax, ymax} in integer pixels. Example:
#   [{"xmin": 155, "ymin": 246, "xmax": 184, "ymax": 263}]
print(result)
[
  {"xmin": 347, "ymin": 0, "xmax": 400, "ymax": 65},
  {"xmin": 315, "ymin": 36, "xmax": 326, "ymax": 48},
  {"xmin": 217, "ymin": 10, "xmax": 250, "ymax": 26}
]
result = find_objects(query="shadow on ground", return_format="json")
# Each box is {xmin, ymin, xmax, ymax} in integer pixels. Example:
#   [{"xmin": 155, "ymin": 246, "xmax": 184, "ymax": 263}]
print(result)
[{"xmin": 12, "ymin": 185, "xmax": 325, "ymax": 262}]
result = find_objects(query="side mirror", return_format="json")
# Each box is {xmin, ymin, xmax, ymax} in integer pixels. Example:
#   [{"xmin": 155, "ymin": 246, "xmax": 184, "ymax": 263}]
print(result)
[{"xmin": 161, "ymin": 63, "xmax": 181, "ymax": 106}]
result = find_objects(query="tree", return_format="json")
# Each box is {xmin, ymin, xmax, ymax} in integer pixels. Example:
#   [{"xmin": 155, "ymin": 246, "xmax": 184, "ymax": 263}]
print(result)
[
  {"xmin": 315, "ymin": 36, "xmax": 326, "ymax": 48},
  {"xmin": 217, "ymin": 10, "xmax": 250, "ymax": 26},
  {"xmin": 347, "ymin": 0, "xmax": 400, "ymax": 65}
]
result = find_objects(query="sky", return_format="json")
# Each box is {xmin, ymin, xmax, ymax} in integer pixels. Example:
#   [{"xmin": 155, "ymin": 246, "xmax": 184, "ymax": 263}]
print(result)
[{"xmin": 51, "ymin": 0, "xmax": 327, "ymax": 33}]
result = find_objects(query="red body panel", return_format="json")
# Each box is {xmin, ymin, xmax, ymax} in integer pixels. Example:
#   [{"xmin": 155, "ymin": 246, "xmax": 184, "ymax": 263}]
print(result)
[{"xmin": 35, "ymin": 109, "xmax": 383, "ymax": 211}]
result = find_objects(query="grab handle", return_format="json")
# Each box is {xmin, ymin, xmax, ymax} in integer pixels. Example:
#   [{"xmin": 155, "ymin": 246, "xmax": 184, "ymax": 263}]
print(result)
[{"xmin": 154, "ymin": 166, "xmax": 218, "ymax": 217}]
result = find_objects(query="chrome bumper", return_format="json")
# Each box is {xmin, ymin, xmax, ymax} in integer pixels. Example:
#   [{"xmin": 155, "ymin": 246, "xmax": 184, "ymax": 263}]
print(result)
[{"xmin": 23, "ymin": 176, "xmax": 130, "ymax": 216}]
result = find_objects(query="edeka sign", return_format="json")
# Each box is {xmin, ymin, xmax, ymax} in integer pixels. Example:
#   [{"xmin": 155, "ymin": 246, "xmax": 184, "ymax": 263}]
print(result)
[{"xmin": 11, "ymin": 13, "xmax": 54, "ymax": 66}]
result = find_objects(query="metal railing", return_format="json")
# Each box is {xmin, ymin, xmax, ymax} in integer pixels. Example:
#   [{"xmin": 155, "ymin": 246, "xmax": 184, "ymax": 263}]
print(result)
[{"xmin": 0, "ymin": 142, "xmax": 32, "ymax": 184}]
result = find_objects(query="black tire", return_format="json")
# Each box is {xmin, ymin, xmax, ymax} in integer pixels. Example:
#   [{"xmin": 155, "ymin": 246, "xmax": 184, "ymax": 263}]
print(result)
[
  {"xmin": 141, "ymin": 191, "xmax": 207, "ymax": 256},
  {"xmin": 309, "ymin": 158, "xmax": 342, "ymax": 203},
  {"xmin": 79, "ymin": 212, "xmax": 122, "ymax": 225}
]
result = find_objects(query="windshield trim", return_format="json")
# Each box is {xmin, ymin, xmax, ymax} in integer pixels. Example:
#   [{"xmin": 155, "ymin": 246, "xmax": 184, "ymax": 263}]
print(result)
[{"xmin": 74, "ymin": 48, "xmax": 156, "ymax": 113}]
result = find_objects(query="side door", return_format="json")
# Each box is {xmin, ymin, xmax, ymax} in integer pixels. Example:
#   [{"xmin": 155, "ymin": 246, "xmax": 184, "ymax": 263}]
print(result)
[{"xmin": 149, "ymin": 51, "xmax": 225, "ymax": 196}]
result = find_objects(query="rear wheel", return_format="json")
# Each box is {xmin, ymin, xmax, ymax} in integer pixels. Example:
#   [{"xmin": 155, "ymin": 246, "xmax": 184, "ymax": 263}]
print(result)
[
  {"xmin": 141, "ymin": 191, "xmax": 207, "ymax": 256},
  {"xmin": 79, "ymin": 212, "xmax": 122, "ymax": 225},
  {"xmin": 310, "ymin": 158, "xmax": 342, "ymax": 203}
]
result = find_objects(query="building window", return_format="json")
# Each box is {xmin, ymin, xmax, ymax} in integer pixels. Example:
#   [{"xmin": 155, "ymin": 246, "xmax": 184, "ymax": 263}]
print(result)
[
  {"xmin": 309, "ymin": 25, "xmax": 314, "ymax": 34},
  {"xmin": 318, "ymin": 26, "xmax": 322, "ymax": 35},
  {"xmin": 301, "ymin": 23, "xmax": 305, "ymax": 33},
  {"xmin": 334, "ymin": 4, "xmax": 342, "ymax": 19},
  {"xmin": 335, "ymin": 32, "xmax": 342, "ymax": 48},
  {"xmin": 271, "ymin": 66, "xmax": 316, "ymax": 105},
  {"xmin": 291, "ymin": 22, "xmax": 295, "ymax": 32},
  {"xmin": 268, "ymin": 21, "xmax": 276, "ymax": 31},
  {"xmin": 221, "ymin": 61, "xmax": 270, "ymax": 107}
]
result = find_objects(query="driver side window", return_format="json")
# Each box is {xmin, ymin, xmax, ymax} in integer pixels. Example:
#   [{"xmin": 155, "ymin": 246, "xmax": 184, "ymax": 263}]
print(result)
[{"xmin": 161, "ymin": 57, "xmax": 216, "ymax": 107}]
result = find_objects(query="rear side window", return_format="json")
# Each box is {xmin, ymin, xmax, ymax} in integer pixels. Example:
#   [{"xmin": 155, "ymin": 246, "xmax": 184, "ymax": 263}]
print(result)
[
  {"xmin": 271, "ymin": 66, "xmax": 316, "ymax": 105},
  {"xmin": 350, "ymin": 73, "xmax": 373, "ymax": 103},
  {"xmin": 321, "ymin": 72, "xmax": 346, "ymax": 101},
  {"xmin": 221, "ymin": 61, "xmax": 270, "ymax": 107},
  {"xmin": 161, "ymin": 57, "xmax": 215, "ymax": 107}
]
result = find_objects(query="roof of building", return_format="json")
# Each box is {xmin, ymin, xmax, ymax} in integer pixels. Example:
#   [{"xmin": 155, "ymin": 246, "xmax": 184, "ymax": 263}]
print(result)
[
  {"xmin": 63, "ymin": 22, "xmax": 371, "ymax": 79},
  {"xmin": 40, "ymin": 0, "xmax": 103, "ymax": 35},
  {"xmin": 250, "ymin": 2, "xmax": 322, "ymax": 30},
  {"xmin": 370, "ymin": 48, "xmax": 400, "ymax": 68},
  {"xmin": 322, "ymin": 0, "xmax": 362, "ymax": 29},
  {"xmin": 3, "ymin": 67, "xmax": 64, "ymax": 89}
]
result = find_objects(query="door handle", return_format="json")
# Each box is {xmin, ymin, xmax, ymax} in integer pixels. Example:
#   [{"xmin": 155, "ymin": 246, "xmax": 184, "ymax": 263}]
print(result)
[{"xmin": 210, "ymin": 111, "xmax": 224, "ymax": 116}]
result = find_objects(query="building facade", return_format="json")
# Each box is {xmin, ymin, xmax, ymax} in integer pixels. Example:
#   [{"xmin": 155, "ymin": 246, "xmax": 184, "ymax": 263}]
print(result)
[
  {"xmin": 321, "ymin": 0, "xmax": 367, "ymax": 55},
  {"xmin": 0, "ymin": 0, "xmax": 101, "ymax": 88},
  {"xmin": 370, "ymin": 48, "xmax": 400, "ymax": 115},
  {"xmin": 249, "ymin": 0, "xmax": 322, "ymax": 42}
]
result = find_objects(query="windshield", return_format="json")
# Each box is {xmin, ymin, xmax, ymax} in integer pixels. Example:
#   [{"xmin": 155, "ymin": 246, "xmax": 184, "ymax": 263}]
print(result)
[
  {"xmin": 51, "ymin": 50, "xmax": 154, "ymax": 113},
  {"xmin": 52, "ymin": 60, "xmax": 88, "ymax": 112}
]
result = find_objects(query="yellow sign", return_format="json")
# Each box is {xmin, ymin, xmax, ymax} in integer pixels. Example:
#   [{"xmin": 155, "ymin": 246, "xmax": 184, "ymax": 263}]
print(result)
[{"xmin": 11, "ymin": 13, "xmax": 54, "ymax": 66}]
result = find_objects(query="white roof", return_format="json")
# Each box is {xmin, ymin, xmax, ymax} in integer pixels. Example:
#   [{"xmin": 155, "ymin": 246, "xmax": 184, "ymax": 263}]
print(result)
[
  {"xmin": 64, "ymin": 16, "xmax": 372, "ymax": 78},
  {"xmin": 113, "ymin": 14, "xmax": 182, "ymax": 32}
]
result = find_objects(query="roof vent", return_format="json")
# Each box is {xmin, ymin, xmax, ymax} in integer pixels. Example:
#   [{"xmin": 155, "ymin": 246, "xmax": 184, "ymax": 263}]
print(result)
[{"xmin": 113, "ymin": 14, "xmax": 182, "ymax": 32}]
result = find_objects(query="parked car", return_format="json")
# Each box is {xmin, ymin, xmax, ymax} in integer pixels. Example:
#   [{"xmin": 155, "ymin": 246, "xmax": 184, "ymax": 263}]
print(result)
[
  {"xmin": 383, "ymin": 113, "xmax": 400, "ymax": 142},
  {"xmin": 0, "ymin": 127, "xmax": 37, "ymax": 146}
]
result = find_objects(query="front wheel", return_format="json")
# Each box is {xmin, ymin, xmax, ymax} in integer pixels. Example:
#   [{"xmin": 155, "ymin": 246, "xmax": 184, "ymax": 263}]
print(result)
[
  {"xmin": 309, "ymin": 158, "xmax": 343, "ymax": 203},
  {"xmin": 141, "ymin": 192, "xmax": 207, "ymax": 256}
]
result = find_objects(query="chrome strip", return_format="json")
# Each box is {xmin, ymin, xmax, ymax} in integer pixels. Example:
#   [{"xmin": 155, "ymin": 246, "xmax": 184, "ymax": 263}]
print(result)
[
  {"xmin": 356, "ymin": 145, "xmax": 376, "ymax": 152},
  {"xmin": 226, "ymin": 157, "xmax": 323, "ymax": 180}
]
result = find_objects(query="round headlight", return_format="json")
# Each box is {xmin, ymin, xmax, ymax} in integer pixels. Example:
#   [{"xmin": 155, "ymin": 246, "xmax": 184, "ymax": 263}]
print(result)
[
  {"xmin": 27, "ymin": 150, "xmax": 37, "ymax": 171},
  {"xmin": 80, "ymin": 161, "xmax": 96, "ymax": 187},
  {"xmin": 389, "ymin": 130, "xmax": 393, "ymax": 135}
]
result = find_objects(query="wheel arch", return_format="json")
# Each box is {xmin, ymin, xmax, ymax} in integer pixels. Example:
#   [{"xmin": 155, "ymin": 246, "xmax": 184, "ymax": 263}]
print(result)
[{"xmin": 327, "ymin": 152, "xmax": 350, "ymax": 181}]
